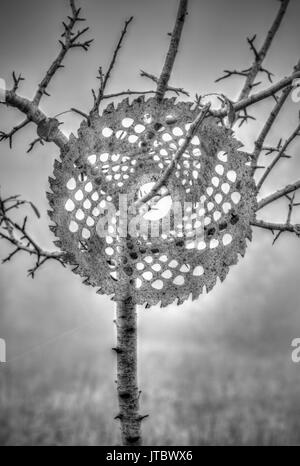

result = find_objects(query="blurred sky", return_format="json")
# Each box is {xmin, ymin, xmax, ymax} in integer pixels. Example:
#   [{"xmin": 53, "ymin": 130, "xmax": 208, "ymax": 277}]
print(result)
[{"xmin": 0, "ymin": 0, "xmax": 300, "ymax": 364}]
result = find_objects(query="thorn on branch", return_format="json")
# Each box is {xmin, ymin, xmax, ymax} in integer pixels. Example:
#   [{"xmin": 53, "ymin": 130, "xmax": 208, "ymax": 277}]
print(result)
[
  {"xmin": 12, "ymin": 71, "xmax": 25, "ymax": 92},
  {"xmin": 140, "ymin": 70, "xmax": 189, "ymax": 97},
  {"xmin": 247, "ymin": 34, "xmax": 260, "ymax": 61},
  {"xmin": 0, "ymin": 118, "xmax": 30, "ymax": 149},
  {"xmin": 91, "ymin": 17, "xmax": 134, "ymax": 114},
  {"xmin": 0, "ymin": 191, "xmax": 65, "ymax": 276},
  {"xmin": 215, "ymin": 69, "xmax": 248, "ymax": 83},
  {"xmin": 27, "ymin": 138, "xmax": 44, "ymax": 154},
  {"xmin": 236, "ymin": 108, "xmax": 256, "ymax": 127},
  {"xmin": 260, "ymin": 66, "xmax": 274, "ymax": 83}
]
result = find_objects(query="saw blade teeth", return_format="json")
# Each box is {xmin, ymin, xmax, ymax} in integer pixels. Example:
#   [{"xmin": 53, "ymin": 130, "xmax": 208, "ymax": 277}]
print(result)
[
  {"xmin": 47, "ymin": 193, "xmax": 55, "ymax": 205},
  {"xmin": 177, "ymin": 296, "xmax": 185, "ymax": 306},
  {"xmin": 69, "ymin": 133, "xmax": 77, "ymax": 144},
  {"xmin": 206, "ymin": 276, "xmax": 217, "ymax": 293},
  {"xmin": 160, "ymin": 295, "xmax": 168, "ymax": 308},
  {"xmin": 219, "ymin": 267, "xmax": 228, "ymax": 282},
  {"xmin": 54, "ymin": 159, "xmax": 62, "ymax": 172},
  {"xmin": 104, "ymin": 102, "xmax": 115, "ymax": 115},
  {"xmin": 192, "ymin": 289, "xmax": 200, "ymax": 301},
  {"xmin": 48, "ymin": 177, "xmax": 59, "ymax": 191},
  {"xmin": 246, "ymin": 226, "xmax": 253, "ymax": 241},
  {"xmin": 168, "ymin": 96, "xmax": 177, "ymax": 106},
  {"xmin": 117, "ymin": 97, "xmax": 130, "ymax": 112},
  {"xmin": 136, "ymin": 94, "xmax": 145, "ymax": 105},
  {"xmin": 49, "ymin": 225, "xmax": 57, "ymax": 234},
  {"xmin": 80, "ymin": 119, "xmax": 88, "ymax": 131},
  {"xmin": 239, "ymin": 241, "xmax": 246, "ymax": 257}
]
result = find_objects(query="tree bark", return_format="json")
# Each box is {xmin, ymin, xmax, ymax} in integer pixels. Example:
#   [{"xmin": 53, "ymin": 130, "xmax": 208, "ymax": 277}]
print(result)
[{"xmin": 115, "ymin": 297, "xmax": 142, "ymax": 446}]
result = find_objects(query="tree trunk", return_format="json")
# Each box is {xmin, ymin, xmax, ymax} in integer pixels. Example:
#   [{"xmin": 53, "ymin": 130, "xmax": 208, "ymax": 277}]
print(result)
[{"xmin": 115, "ymin": 297, "xmax": 142, "ymax": 446}]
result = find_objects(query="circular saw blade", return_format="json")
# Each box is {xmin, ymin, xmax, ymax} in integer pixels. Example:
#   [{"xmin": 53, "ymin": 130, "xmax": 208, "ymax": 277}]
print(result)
[{"xmin": 48, "ymin": 96, "xmax": 257, "ymax": 307}]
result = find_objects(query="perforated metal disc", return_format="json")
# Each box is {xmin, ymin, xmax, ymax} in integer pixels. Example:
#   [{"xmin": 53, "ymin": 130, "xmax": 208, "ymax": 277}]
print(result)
[{"xmin": 48, "ymin": 96, "xmax": 257, "ymax": 307}]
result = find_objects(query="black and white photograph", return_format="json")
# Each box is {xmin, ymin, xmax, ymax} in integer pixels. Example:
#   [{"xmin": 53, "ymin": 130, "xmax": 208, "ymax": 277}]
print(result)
[{"xmin": 0, "ymin": 0, "xmax": 300, "ymax": 449}]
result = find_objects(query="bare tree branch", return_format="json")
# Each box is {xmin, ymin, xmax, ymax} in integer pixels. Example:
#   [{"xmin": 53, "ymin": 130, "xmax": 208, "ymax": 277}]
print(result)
[
  {"xmin": 211, "ymin": 70, "xmax": 300, "ymax": 118},
  {"xmin": 102, "ymin": 90, "xmax": 156, "ymax": 100},
  {"xmin": 257, "ymin": 181, "xmax": 300, "ymax": 211},
  {"xmin": 215, "ymin": 69, "xmax": 249, "ymax": 83},
  {"xmin": 236, "ymin": 108, "xmax": 256, "ymax": 127},
  {"xmin": 140, "ymin": 70, "xmax": 189, "ymax": 97},
  {"xmin": 91, "ymin": 17, "xmax": 134, "ymax": 114},
  {"xmin": 257, "ymin": 117, "xmax": 300, "ymax": 191},
  {"xmin": 33, "ymin": 0, "xmax": 93, "ymax": 105},
  {"xmin": 27, "ymin": 137, "xmax": 45, "ymax": 154},
  {"xmin": 0, "ymin": 118, "xmax": 30, "ymax": 148},
  {"xmin": 0, "ymin": 2, "xmax": 91, "ymax": 149},
  {"xmin": 0, "ymin": 192, "xmax": 65, "ymax": 277},
  {"xmin": 238, "ymin": 0, "xmax": 290, "ymax": 101},
  {"xmin": 215, "ymin": 0, "xmax": 290, "ymax": 101},
  {"xmin": 155, "ymin": 0, "xmax": 188, "ymax": 101},
  {"xmin": 133, "ymin": 103, "xmax": 211, "ymax": 209},
  {"xmin": 252, "ymin": 219, "xmax": 300, "ymax": 237},
  {"xmin": 253, "ymin": 193, "xmax": 300, "ymax": 244},
  {"xmin": 12, "ymin": 71, "xmax": 25, "ymax": 93},
  {"xmin": 4, "ymin": 91, "xmax": 68, "ymax": 149},
  {"xmin": 252, "ymin": 60, "xmax": 300, "ymax": 166}
]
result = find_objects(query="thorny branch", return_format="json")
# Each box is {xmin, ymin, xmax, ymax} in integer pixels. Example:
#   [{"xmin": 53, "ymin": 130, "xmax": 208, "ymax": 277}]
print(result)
[
  {"xmin": 134, "ymin": 103, "xmax": 211, "ymax": 209},
  {"xmin": 251, "ymin": 60, "xmax": 300, "ymax": 167},
  {"xmin": 175, "ymin": 0, "xmax": 300, "ymax": 248},
  {"xmin": 27, "ymin": 138, "xmax": 45, "ymax": 154},
  {"xmin": 155, "ymin": 0, "xmax": 188, "ymax": 101},
  {"xmin": 0, "ymin": 117, "xmax": 30, "ymax": 149},
  {"xmin": 215, "ymin": 1, "xmax": 290, "ymax": 102},
  {"xmin": 140, "ymin": 70, "xmax": 189, "ymax": 97},
  {"xmin": 0, "ymin": 0, "xmax": 92, "ymax": 150},
  {"xmin": 211, "ymin": 71, "xmax": 300, "ymax": 119},
  {"xmin": 257, "ymin": 181, "xmax": 300, "ymax": 211},
  {"xmin": 33, "ymin": 0, "xmax": 93, "ymax": 105},
  {"xmin": 238, "ymin": 0, "xmax": 290, "ymax": 101},
  {"xmin": 91, "ymin": 17, "xmax": 134, "ymax": 114},
  {"xmin": 252, "ymin": 193, "xmax": 300, "ymax": 243},
  {"xmin": 0, "ymin": 192, "xmax": 65, "ymax": 277},
  {"xmin": 101, "ymin": 90, "xmax": 156, "ymax": 100},
  {"xmin": 252, "ymin": 218, "xmax": 300, "ymax": 237},
  {"xmin": 257, "ymin": 115, "xmax": 300, "ymax": 190}
]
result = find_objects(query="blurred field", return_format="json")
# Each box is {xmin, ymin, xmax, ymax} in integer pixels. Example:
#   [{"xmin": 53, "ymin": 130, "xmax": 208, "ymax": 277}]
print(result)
[
  {"xmin": 1, "ymin": 333, "xmax": 300, "ymax": 446},
  {"xmin": 1, "ymin": 245, "xmax": 300, "ymax": 446}
]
